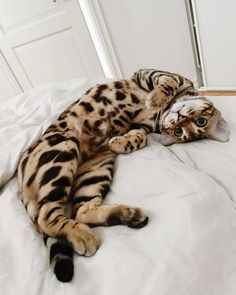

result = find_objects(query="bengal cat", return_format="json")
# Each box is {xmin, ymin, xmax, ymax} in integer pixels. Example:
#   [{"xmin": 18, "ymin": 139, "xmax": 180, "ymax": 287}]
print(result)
[{"xmin": 17, "ymin": 69, "xmax": 229, "ymax": 282}]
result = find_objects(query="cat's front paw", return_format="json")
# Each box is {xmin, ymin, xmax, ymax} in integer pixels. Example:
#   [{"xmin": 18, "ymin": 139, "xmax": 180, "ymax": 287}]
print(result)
[
  {"xmin": 108, "ymin": 136, "xmax": 125, "ymax": 153},
  {"xmin": 146, "ymin": 91, "xmax": 160, "ymax": 110},
  {"xmin": 146, "ymin": 88, "xmax": 170, "ymax": 110}
]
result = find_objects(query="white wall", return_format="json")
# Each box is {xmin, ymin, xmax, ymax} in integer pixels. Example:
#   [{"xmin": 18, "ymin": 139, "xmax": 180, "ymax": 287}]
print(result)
[{"xmin": 98, "ymin": 0, "xmax": 197, "ymax": 80}]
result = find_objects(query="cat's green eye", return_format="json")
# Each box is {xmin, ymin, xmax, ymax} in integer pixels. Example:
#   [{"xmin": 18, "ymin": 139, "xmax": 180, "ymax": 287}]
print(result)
[
  {"xmin": 174, "ymin": 127, "xmax": 183, "ymax": 137},
  {"xmin": 195, "ymin": 117, "xmax": 208, "ymax": 127}
]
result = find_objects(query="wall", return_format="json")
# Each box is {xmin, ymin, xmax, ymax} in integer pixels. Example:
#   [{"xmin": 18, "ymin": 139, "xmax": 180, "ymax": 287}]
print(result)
[
  {"xmin": 98, "ymin": 0, "xmax": 197, "ymax": 80},
  {"xmin": 0, "ymin": 0, "xmax": 198, "ymax": 100}
]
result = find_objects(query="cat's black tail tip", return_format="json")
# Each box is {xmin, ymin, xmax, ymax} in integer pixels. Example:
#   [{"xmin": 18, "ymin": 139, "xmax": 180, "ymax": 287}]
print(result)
[
  {"xmin": 47, "ymin": 236, "xmax": 74, "ymax": 283},
  {"xmin": 54, "ymin": 257, "xmax": 74, "ymax": 282}
]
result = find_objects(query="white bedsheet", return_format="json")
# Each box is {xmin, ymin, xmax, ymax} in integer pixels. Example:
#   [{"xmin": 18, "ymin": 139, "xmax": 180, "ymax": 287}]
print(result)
[{"xmin": 0, "ymin": 79, "xmax": 236, "ymax": 295}]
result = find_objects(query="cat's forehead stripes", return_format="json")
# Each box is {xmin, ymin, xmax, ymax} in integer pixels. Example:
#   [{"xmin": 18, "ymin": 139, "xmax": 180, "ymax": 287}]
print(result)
[{"xmin": 162, "ymin": 98, "xmax": 215, "ymax": 129}]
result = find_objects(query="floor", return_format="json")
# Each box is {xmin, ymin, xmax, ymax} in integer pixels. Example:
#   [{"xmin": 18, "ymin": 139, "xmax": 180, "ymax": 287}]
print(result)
[{"xmin": 199, "ymin": 90, "xmax": 236, "ymax": 96}]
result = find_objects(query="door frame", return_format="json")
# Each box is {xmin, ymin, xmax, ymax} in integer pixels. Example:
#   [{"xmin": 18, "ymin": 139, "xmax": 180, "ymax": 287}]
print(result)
[
  {"xmin": 185, "ymin": 0, "xmax": 236, "ymax": 90},
  {"xmin": 78, "ymin": 0, "xmax": 123, "ymax": 79}
]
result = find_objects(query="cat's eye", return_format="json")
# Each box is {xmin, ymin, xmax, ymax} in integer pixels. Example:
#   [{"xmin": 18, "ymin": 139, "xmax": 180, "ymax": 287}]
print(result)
[
  {"xmin": 195, "ymin": 117, "xmax": 208, "ymax": 127},
  {"xmin": 174, "ymin": 127, "xmax": 183, "ymax": 137}
]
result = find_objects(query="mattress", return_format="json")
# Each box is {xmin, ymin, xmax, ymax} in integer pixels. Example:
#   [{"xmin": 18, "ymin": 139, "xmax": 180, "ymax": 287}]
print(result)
[{"xmin": 0, "ymin": 78, "xmax": 236, "ymax": 295}]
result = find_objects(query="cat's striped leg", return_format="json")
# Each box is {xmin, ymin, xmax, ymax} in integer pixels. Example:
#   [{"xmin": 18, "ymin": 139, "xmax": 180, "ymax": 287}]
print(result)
[
  {"xmin": 146, "ymin": 75, "xmax": 199, "ymax": 110},
  {"xmin": 18, "ymin": 138, "xmax": 100, "ymax": 257},
  {"xmin": 132, "ymin": 69, "xmax": 198, "ymax": 111},
  {"xmin": 72, "ymin": 151, "xmax": 148, "ymax": 228},
  {"xmin": 108, "ymin": 128, "xmax": 147, "ymax": 154},
  {"xmin": 18, "ymin": 138, "xmax": 101, "ymax": 282},
  {"xmin": 36, "ymin": 160, "xmax": 100, "ymax": 257}
]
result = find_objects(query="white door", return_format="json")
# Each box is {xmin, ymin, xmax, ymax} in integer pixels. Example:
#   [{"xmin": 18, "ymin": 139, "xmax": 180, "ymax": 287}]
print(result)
[
  {"xmin": 0, "ymin": 51, "xmax": 21, "ymax": 100},
  {"xmin": 0, "ymin": 0, "xmax": 104, "ymax": 95},
  {"xmin": 192, "ymin": 0, "xmax": 236, "ymax": 89},
  {"xmin": 96, "ymin": 0, "xmax": 196, "ymax": 80}
]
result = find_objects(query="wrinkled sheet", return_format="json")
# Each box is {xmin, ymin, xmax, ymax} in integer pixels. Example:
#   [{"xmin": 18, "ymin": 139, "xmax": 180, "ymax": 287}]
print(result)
[{"xmin": 0, "ymin": 79, "xmax": 236, "ymax": 295}]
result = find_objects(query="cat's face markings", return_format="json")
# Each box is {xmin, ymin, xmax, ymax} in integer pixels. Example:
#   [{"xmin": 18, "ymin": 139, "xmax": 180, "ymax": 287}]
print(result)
[{"xmin": 159, "ymin": 97, "xmax": 230, "ymax": 145}]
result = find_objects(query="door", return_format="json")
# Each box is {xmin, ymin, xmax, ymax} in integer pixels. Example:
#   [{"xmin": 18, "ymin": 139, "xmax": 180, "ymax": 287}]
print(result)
[
  {"xmin": 188, "ymin": 0, "xmax": 236, "ymax": 89},
  {"xmin": 96, "ymin": 0, "xmax": 196, "ymax": 80},
  {"xmin": 0, "ymin": 0, "xmax": 104, "ymax": 93}
]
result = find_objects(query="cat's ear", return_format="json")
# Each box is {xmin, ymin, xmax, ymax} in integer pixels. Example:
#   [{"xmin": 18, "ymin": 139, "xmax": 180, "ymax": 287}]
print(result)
[
  {"xmin": 159, "ymin": 133, "xmax": 176, "ymax": 146},
  {"xmin": 208, "ymin": 116, "xmax": 230, "ymax": 142}
]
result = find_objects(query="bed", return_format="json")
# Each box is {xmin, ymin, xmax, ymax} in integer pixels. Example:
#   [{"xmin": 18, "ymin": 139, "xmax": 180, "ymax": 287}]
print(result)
[{"xmin": 0, "ymin": 78, "xmax": 236, "ymax": 295}]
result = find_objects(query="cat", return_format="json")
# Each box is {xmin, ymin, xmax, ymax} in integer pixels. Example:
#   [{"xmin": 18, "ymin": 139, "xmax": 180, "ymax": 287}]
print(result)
[{"xmin": 17, "ymin": 69, "xmax": 229, "ymax": 282}]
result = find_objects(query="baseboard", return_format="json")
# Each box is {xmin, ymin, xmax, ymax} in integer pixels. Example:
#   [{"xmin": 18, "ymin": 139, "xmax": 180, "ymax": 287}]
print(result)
[{"xmin": 198, "ymin": 90, "xmax": 236, "ymax": 96}]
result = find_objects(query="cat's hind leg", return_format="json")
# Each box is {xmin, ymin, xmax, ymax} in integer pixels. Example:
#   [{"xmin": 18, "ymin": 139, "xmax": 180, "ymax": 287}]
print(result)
[
  {"xmin": 19, "ymin": 137, "xmax": 101, "ymax": 257},
  {"xmin": 71, "ymin": 151, "xmax": 148, "ymax": 228}
]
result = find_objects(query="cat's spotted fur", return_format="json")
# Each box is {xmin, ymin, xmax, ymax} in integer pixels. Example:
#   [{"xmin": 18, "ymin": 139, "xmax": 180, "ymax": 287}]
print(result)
[{"xmin": 17, "ymin": 69, "xmax": 229, "ymax": 282}]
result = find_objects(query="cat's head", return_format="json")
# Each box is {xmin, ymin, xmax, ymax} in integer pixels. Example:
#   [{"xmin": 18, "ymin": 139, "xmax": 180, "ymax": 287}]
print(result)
[{"xmin": 159, "ymin": 96, "xmax": 230, "ymax": 146}]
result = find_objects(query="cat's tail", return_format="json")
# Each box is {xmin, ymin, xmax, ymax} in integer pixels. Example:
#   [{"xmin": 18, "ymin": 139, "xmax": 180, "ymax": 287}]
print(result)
[{"xmin": 44, "ymin": 235, "xmax": 74, "ymax": 282}]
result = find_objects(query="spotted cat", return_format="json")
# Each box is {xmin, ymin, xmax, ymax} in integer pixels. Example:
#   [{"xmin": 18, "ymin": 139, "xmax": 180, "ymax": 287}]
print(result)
[{"xmin": 17, "ymin": 69, "xmax": 229, "ymax": 282}]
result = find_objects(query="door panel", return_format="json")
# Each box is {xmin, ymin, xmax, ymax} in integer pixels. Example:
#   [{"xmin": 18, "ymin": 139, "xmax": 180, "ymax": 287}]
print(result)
[
  {"xmin": 0, "ymin": 0, "xmax": 104, "ymax": 94},
  {"xmin": 0, "ymin": 0, "xmax": 57, "ymax": 30},
  {"xmin": 15, "ymin": 29, "xmax": 87, "ymax": 85},
  {"xmin": 0, "ymin": 50, "xmax": 21, "ymax": 100}
]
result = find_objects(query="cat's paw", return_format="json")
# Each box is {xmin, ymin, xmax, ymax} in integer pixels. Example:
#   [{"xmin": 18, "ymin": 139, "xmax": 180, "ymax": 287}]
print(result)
[
  {"xmin": 108, "ymin": 136, "xmax": 125, "ymax": 153},
  {"xmin": 109, "ymin": 130, "xmax": 147, "ymax": 154},
  {"xmin": 67, "ymin": 223, "xmax": 100, "ymax": 257},
  {"xmin": 108, "ymin": 205, "xmax": 149, "ymax": 229},
  {"xmin": 146, "ymin": 88, "xmax": 170, "ymax": 110}
]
